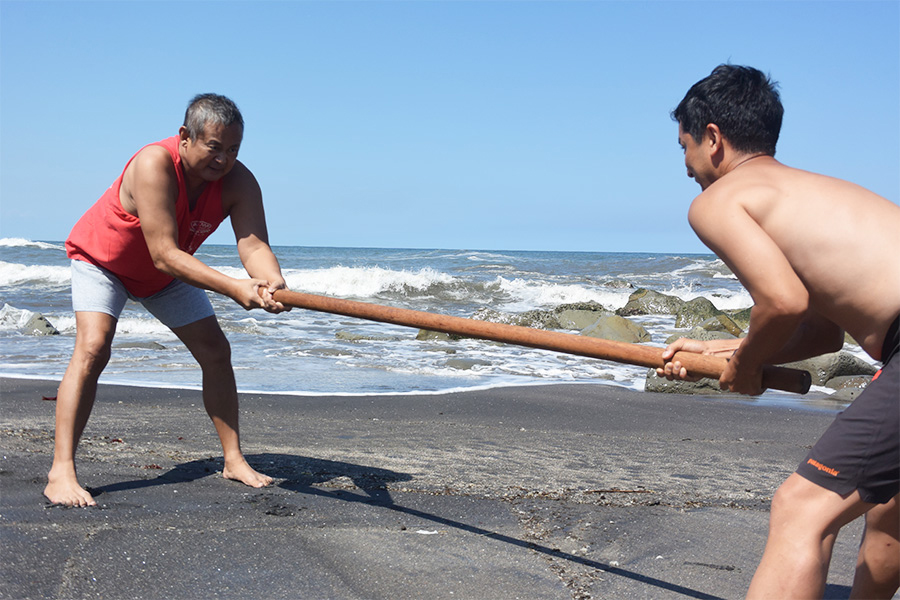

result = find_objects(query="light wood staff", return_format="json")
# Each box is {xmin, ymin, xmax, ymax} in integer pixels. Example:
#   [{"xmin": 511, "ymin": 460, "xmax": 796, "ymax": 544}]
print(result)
[{"xmin": 271, "ymin": 289, "xmax": 812, "ymax": 395}]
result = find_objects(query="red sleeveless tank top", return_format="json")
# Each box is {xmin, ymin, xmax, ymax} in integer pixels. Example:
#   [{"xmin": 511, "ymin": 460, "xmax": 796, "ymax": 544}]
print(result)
[{"xmin": 66, "ymin": 136, "xmax": 225, "ymax": 297}]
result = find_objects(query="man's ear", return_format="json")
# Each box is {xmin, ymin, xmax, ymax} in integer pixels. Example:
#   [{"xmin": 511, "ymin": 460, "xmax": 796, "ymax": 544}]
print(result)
[
  {"xmin": 705, "ymin": 123, "xmax": 727, "ymax": 168},
  {"xmin": 705, "ymin": 123, "xmax": 724, "ymax": 151},
  {"xmin": 178, "ymin": 126, "xmax": 191, "ymax": 146}
]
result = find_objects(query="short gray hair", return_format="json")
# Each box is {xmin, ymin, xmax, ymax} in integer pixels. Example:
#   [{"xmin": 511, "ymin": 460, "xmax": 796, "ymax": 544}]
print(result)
[{"xmin": 183, "ymin": 93, "xmax": 244, "ymax": 140}]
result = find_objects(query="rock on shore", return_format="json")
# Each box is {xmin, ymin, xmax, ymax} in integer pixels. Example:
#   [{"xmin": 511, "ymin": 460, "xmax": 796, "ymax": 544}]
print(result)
[{"xmin": 0, "ymin": 304, "xmax": 59, "ymax": 335}]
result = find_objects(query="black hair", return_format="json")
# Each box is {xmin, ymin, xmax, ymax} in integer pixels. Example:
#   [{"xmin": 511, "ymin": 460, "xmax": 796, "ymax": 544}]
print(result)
[
  {"xmin": 672, "ymin": 64, "xmax": 783, "ymax": 156},
  {"xmin": 183, "ymin": 93, "xmax": 244, "ymax": 140}
]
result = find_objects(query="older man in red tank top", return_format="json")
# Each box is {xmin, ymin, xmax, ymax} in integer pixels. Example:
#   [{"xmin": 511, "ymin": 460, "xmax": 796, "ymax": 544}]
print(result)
[{"xmin": 46, "ymin": 94, "xmax": 289, "ymax": 507}]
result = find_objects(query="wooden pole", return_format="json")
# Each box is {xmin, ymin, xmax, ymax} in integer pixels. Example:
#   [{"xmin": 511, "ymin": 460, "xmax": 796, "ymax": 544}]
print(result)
[{"xmin": 271, "ymin": 289, "xmax": 811, "ymax": 394}]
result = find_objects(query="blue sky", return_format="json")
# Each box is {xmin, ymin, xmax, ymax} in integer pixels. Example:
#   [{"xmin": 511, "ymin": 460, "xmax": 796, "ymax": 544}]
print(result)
[{"xmin": 2, "ymin": 1, "xmax": 898, "ymax": 253}]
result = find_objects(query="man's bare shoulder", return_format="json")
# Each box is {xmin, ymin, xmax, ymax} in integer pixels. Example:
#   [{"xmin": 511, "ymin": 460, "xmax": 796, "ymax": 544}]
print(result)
[
  {"xmin": 689, "ymin": 166, "xmax": 776, "ymax": 213},
  {"xmin": 220, "ymin": 160, "xmax": 263, "ymax": 217},
  {"xmin": 130, "ymin": 144, "xmax": 175, "ymax": 172},
  {"xmin": 123, "ymin": 144, "xmax": 179, "ymax": 189},
  {"xmin": 222, "ymin": 161, "xmax": 261, "ymax": 196},
  {"xmin": 691, "ymin": 159, "xmax": 853, "ymax": 217},
  {"xmin": 120, "ymin": 145, "xmax": 179, "ymax": 213}
]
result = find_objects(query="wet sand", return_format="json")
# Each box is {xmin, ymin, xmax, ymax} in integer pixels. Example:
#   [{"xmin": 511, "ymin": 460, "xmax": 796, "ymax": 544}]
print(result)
[{"xmin": 0, "ymin": 377, "xmax": 881, "ymax": 599}]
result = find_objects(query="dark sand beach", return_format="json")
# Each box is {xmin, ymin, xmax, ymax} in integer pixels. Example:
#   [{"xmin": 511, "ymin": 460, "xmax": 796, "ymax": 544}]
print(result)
[{"xmin": 0, "ymin": 377, "xmax": 881, "ymax": 599}]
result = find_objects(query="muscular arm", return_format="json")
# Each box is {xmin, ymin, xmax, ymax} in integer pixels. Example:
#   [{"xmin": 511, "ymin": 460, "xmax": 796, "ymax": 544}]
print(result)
[
  {"xmin": 688, "ymin": 190, "xmax": 811, "ymax": 393},
  {"xmin": 765, "ymin": 310, "xmax": 844, "ymax": 364},
  {"xmin": 223, "ymin": 163, "xmax": 285, "ymax": 283},
  {"xmin": 222, "ymin": 162, "xmax": 289, "ymax": 310}
]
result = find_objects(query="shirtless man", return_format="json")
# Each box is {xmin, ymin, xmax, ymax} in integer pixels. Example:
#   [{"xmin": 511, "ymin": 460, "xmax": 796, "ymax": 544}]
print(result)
[
  {"xmin": 45, "ymin": 94, "xmax": 289, "ymax": 507},
  {"xmin": 659, "ymin": 65, "xmax": 899, "ymax": 598}
]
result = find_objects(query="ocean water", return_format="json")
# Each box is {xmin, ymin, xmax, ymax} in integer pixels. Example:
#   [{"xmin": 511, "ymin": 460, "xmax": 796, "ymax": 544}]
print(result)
[{"xmin": 0, "ymin": 238, "xmax": 859, "ymax": 402}]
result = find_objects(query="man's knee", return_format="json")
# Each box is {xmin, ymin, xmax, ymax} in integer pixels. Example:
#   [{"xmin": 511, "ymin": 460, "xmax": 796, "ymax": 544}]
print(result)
[
  {"xmin": 173, "ymin": 317, "xmax": 232, "ymax": 368},
  {"xmin": 771, "ymin": 473, "xmax": 813, "ymax": 515},
  {"xmin": 771, "ymin": 473, "xmax": 876, "ymax": 538},
  {"xmin": 73, "ymin": 332, "xmax": 114, "ymax": 374},
  {"xmin": 192, "ymin": 328, "xmax": 232, "ymax": 369},
  {"xmin": 204, "ymin": 335, "xmax": 232, "ymax": 366},
  {"xmin": 857, "ymin": 498, "xmax": 900, "ymax": 596},
  {"xmin": 865, "ymin": 495, "xmax": 900, "ymax": 539}
]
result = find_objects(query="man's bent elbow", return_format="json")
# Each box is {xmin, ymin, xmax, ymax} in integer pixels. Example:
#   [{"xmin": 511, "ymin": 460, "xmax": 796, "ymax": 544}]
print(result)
[
  {"xmin": 150, "ymin": 248, "xmax": 182, "ymax": 278},
  {"xmin": 151, "ymin": 257, "xmax": 174, "ymax": 276},
  {"xmin": 768, "ymin": 290, "xmax": 811, "ymax": 319}
]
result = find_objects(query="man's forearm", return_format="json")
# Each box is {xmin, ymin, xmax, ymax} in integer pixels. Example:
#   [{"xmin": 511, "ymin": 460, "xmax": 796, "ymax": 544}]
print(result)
[
  {"xmin": 761, "ymin": 312, "xmax": 844, "ymax": 364},
  {"xmin": 153, "ymin": 247, "xmax": 240, "ymax": 296},
  {"xmin": 239, "ymin": 243, "xmax": 285, "ymax": 287},
  {"xmin": 733, "ymin": 303, "xmax": 806, "ymax": 370}
]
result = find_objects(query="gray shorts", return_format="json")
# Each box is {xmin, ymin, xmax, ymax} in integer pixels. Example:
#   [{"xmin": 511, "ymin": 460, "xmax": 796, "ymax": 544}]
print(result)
[{"xmin": 71, "ymin": 259, "xmax": 215, "ymax": 329}]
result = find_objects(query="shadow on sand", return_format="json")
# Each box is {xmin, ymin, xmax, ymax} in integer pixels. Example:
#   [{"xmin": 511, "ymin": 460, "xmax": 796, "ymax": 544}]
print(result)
[{"xmin": 95, "ymin": 453, "xmax": 851, "ymax": 600}]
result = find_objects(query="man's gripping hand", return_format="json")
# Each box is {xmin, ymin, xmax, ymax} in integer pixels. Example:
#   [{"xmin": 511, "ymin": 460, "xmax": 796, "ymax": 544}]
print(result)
[
  {"xmin": 657, "ymin": 337, "xmax": 742, "ymax": 382},
  {"xmin": 257, "ymin": 280, "xmax": 291, "ymax": 314},
  {"xmin": 230, "ymin": 279, "xmax": 291, "ymax": 313}
]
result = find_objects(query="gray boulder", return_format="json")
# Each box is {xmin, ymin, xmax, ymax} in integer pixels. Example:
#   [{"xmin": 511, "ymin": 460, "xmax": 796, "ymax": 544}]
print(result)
[
  {"xmin": 616, "ymin": 288, "xmax": 685, "ymax": 316},
  {"xmin": 783, "ymin": 352, "xmax": 878, "ymax": 386},
  {"xmin": 0, "ymin": 304, "xmax": 59, "ymax": 335},
  {"xmin": 603, "ymin": 279, "xmax": 634, "ymax": 290},
  {"xmin": 698, "ymin": 314, "xmax": 744, "ymax": 337},
  {"xmin": 419, "ymin": 302, "xmax": 608, "ymax": 342},
  {"xmin": 580, "ymin": 315, "xmax": 651, "ymax": 343},
  {"xmin": 556, "ymin": 307, "xmax": 612, "ymax": 330},
  {"xmin": 726, "ymin": 307, "xmax": 753, "ymax": 330},
  {"xmin": 415, "ymin": 329, "xmax": 466, "ymax": 342},
  {"xmin": 674, "ymin": 297, "xmax": 723, "ymax": 328},
  {"xmin": 471, "ymin": 307, "xmax": 562, "ymax": 330},
  {"xmin": 554, "ymin": 301, "xmax": 608, "ymax": 313},
  {"xmin": 470, "ymin": 308, "xmax": 516, "ymax": 325},
  {"xmin": 114, "ymin": 341, "xmax": 166, "ymax": 350},
  {"xmin": 24, "ymin": 313, "xmax": 60, "ymax": 335},
  {"xmin": 665, "ymin": 327, "xmax": 739, "ymax": 345},
  {"xmin": 444, "ymin": 358, "xmax": 492, "ymax": 370},
  {"xmin": 644, "ymin": 369, "xmax": 723, "ymax": 394},
  {"xmin": 337, "ymin": 330, "xmax": 403, "ymax": 342}
]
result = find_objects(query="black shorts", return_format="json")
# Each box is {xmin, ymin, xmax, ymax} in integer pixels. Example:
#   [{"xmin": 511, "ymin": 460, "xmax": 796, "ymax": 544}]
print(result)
[{"xmin": 796, "ymin": 315, "xmax": 900, "ymax": 504}]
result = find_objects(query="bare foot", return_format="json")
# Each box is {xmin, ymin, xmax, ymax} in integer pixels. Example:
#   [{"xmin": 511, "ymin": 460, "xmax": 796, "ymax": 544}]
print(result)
[
  {"xmin": 44, "ymin": 470, "xmax": 97, "ymax": 507},
  {"xmin": 222, "ymin": 458, "xmax": 273, "ymax": 488}
]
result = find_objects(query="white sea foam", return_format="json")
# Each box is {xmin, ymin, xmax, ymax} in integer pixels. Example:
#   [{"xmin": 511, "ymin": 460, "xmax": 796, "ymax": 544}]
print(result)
[
  {"xmin": 492, "ymin": 276, "xmax": 630, "ymax": 311},
  {"xmin": 282, "ymin": 265, "xmax": 456, "ymax": 298},
  {"xmin": 0, "ymin": 304, "xmax": 35, "ymax": 330},
  {"xmin": 114, "ymin": 317, "xmax": 177, "ymax": 337},
  {"xmin": 0, "ymin": 261, "xmax": 71, "ymax": 288},
  {"xmin": 673, "ymin": 287, "xmax": 754, "ymax": 311},
  {"xmin": 0, "ymin": 238, "xmax": 65, "ymax": 251},
  {"xmin": 50, "ymin": 315, "xmax": 76, "ymax": 334},
  {"xmin": 464, "ymin": 251, "xmax": 518, "ymax": 262},
  {"xmin": 0, "ymin": 304, "xmax": 73, "ymax": 334},
  {"xmin": 641, "ymin": 257, "xmax": 737, "ymax": 285}
]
